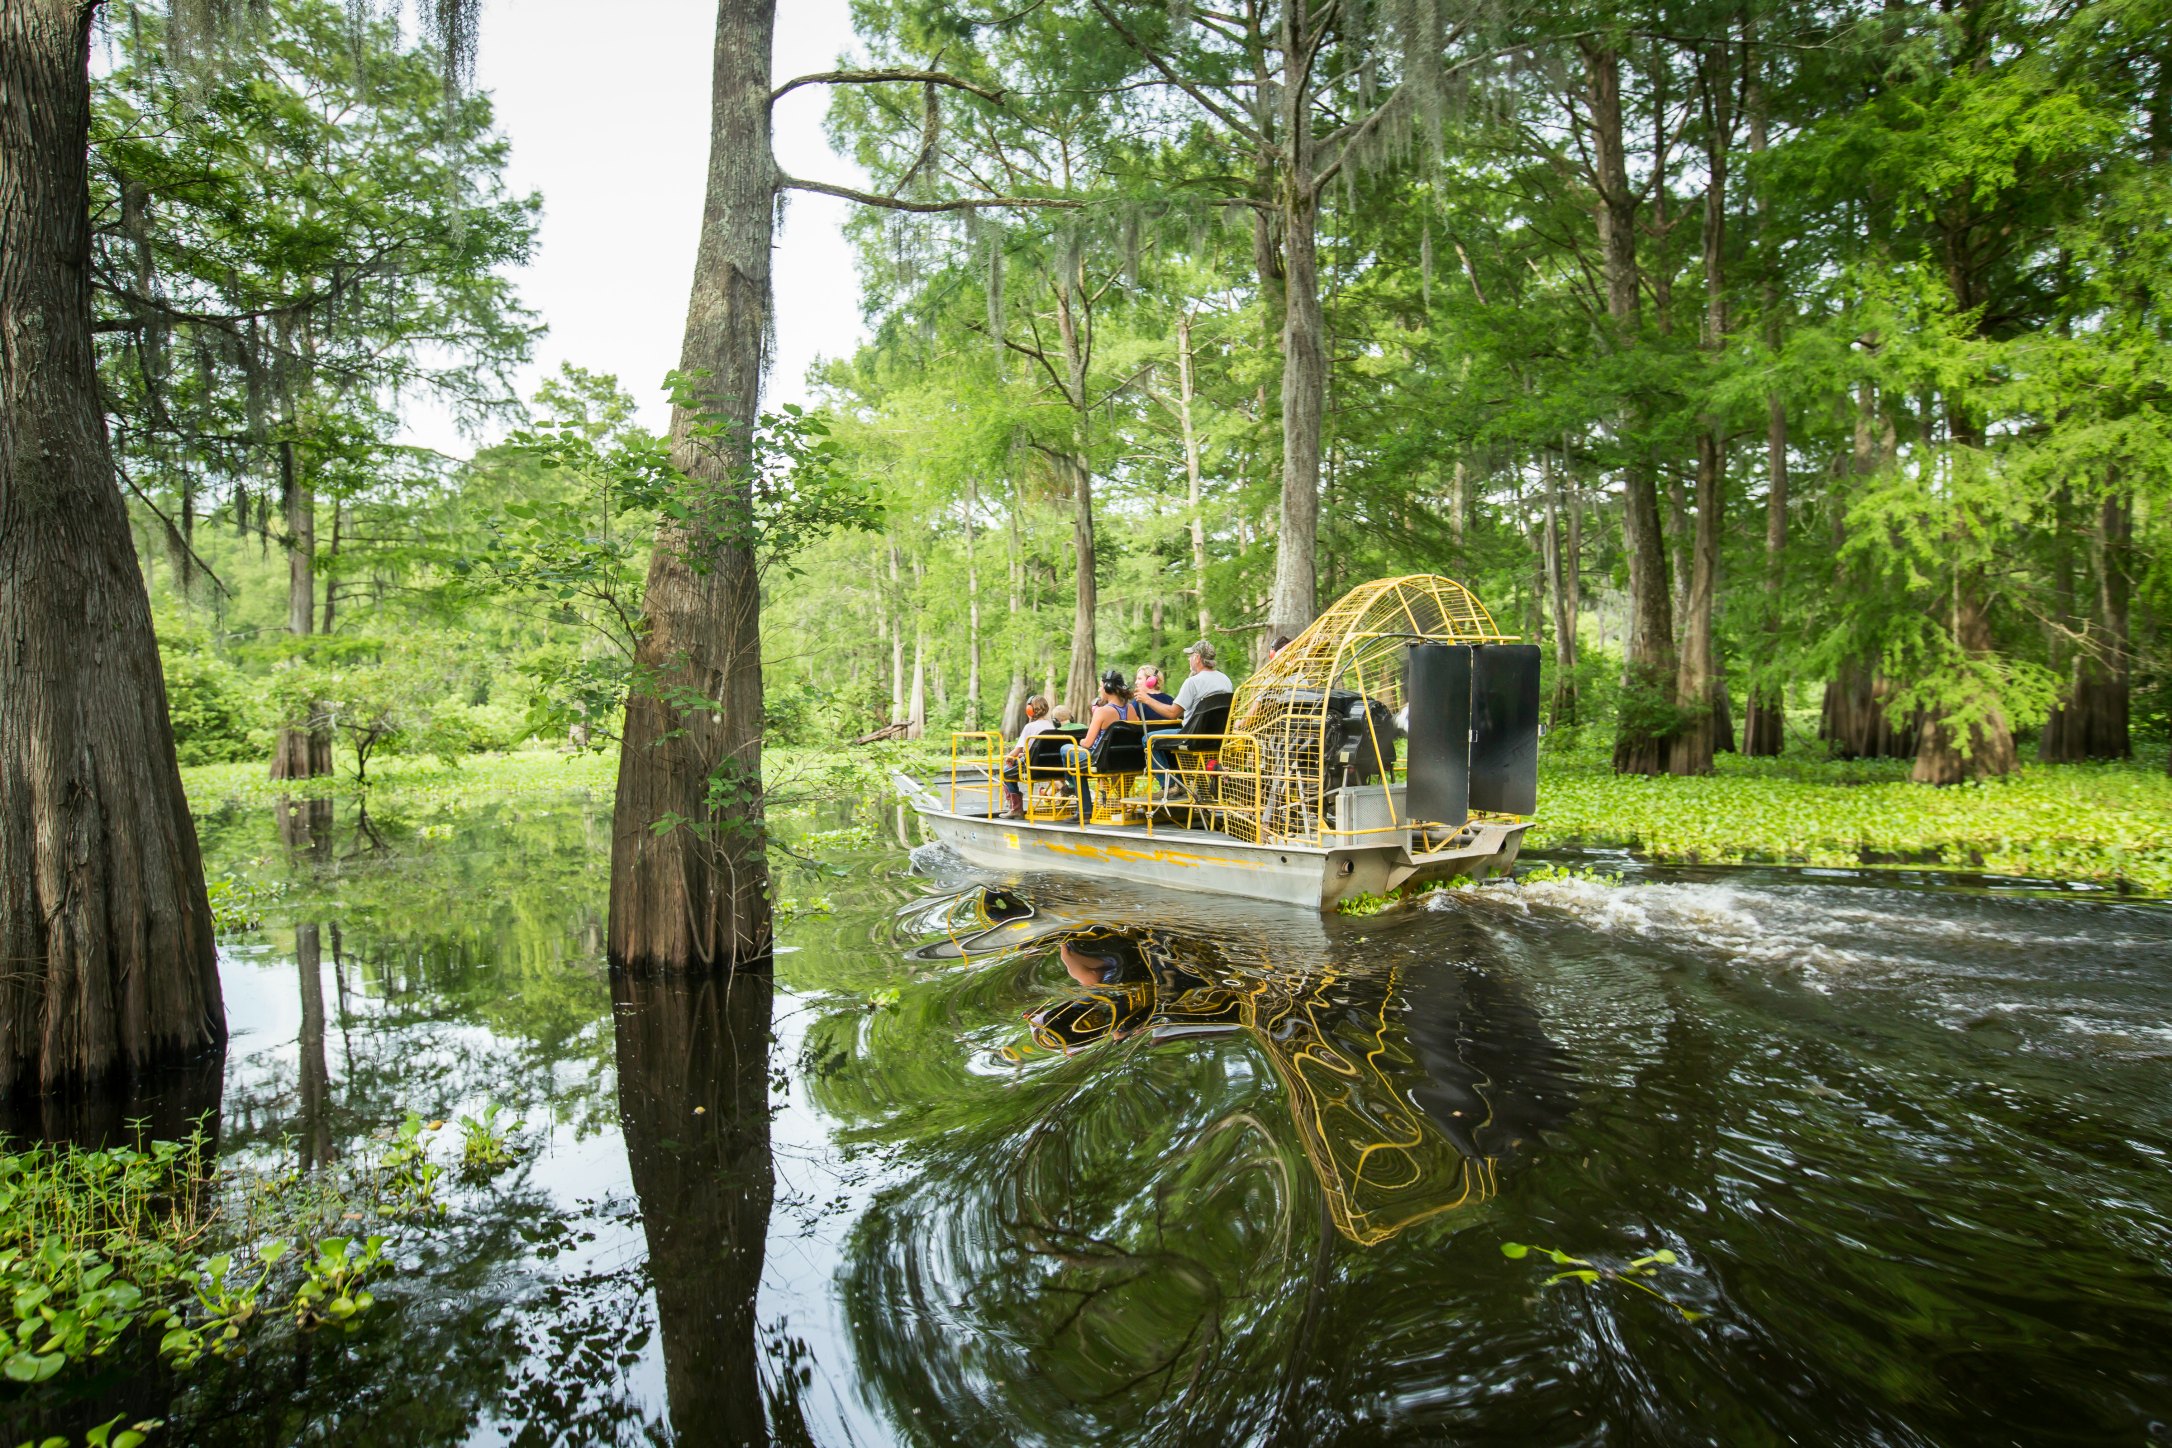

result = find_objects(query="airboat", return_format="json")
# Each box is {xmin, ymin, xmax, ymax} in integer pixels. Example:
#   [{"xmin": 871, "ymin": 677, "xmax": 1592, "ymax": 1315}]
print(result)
[{"xmin": 891, "ymin": 575, "xmax": 1541, "ymax": 911}]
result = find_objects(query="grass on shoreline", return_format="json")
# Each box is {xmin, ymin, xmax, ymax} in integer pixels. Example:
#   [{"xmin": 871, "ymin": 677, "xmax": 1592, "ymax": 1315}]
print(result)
[{"xmin": 180, "ymin": 740, "xmax": 2172, "ymax": 896}]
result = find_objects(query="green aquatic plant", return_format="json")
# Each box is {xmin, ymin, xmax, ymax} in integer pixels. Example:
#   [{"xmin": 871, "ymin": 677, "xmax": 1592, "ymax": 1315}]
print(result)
[
  {"xmin": 1502, "ymin": 1241, "xmax": 1703, "ymax": 1321},
  {"xmin": 458, "ymin": 1104, "xmax": 525, "ymax": 1177},
  {"xmin": 15, "ymin": 1413, "xmax": 166, "ymax": 1448},
  {"xmin": 289, "ymin": 1236, "xmax": 387, "ymax": 1331},
  {"xmin": 1517, "ymin": 863, "xmax": 1627, "ymax": 887}
]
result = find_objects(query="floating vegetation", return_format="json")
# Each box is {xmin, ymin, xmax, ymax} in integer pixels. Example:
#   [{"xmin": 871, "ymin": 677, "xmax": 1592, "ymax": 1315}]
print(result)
[
  {"xmin": 0, "ymin": 1106, "xmax": 527, "ymax": 1418},
  {"xmin": 1502, "ymin": 1241, "xmax": 1703, "ymax": 1321}
]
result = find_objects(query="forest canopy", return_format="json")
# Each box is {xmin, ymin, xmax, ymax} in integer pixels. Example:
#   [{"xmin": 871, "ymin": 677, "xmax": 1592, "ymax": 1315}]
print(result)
[{"xmin": 108, "ymin": 0, "xmax": 2168, "ymax": 786}]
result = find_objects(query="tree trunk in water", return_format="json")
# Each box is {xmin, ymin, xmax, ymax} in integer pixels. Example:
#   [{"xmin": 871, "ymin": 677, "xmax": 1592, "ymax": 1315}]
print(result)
[
  {"xmin": 1913, "ymin": 409, "xmax": 2017, "ymax": 785},
  {"xmin": 1911, "ymin": 575, "xmax": 2018, "ymax": 784},
  {"xmin": 1177, "ymin": 311, "xmax": 1210, "ymax": 639},
  {"xmin": 1268, "ymin": 160, "xmax": 1322, "ymax": 640},
  {"xmin": 1062, "ymin": 450, "xmax": 1097, "ymax": 720},
  {"xmin": 1740, "ymin": 392, "xmax": 1789, "ymax": 754},
  {"xmin": 1741, "ymin": 50, "xmax": 1786, "ymax": 756},
  {"xmin": 270, "ymin": 440, "xmax": 331, "ymax": 780},
  {"xmin": 0, "ymin": 2, "xmax": 223, "ymax": 1092},
  {"xmin": 1673, "ymin": 59, "xmax": 1731, "ymax": 778},
  {"xmin": 2042, "ymin": 491, "xmax": 2132, "ymax": 761},
  {"xmin": 612, "ymin": 968, "xmax": 778, "ymax": 1446},
  {"xmin": 1820, "ymin": 664, "xmax": 1920, "ymax": 760},
  {"xmin": 1586, "ymin": 45, "xmax": 1675, "ymax": 776},
  {"xmin": 608, "ymin": 0, "xmax": 774, "ymax": 972}
]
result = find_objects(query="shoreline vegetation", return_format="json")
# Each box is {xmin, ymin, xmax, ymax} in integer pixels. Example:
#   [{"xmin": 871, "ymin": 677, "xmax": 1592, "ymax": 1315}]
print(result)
[{"xmin": 181, "ymin": 742, "xmax": 2172, "ymax": 898}]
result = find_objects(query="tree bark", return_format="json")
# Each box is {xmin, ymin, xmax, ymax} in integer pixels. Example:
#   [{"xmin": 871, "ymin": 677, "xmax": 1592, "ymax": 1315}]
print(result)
[
  {"xmin": 0, "ymin": 0, "xmax": 224, "ymax": 1091},
  {"xmin": 1000, "ymin": 479, "xmax": 1027, "ymax": 737},
  {"xmin": 2043, "ymin": 489, "xmax": 2132, "ymax": 761},
  {"xmin": 608, "ymin": 0, "xmax": 774, "ymax": 972},
  {"xmin": 1585, "ymin": 44, "xmax": 1675, "ymax": 775},
  {"xmin": 1177, "ymin": 310, "xmax": 1210, "ymax": 640},
  {"xmin": 1740, "ymin": 38, "xmax": 1787, "ymax": 757},
  {"xmin": 269, "ymin": 434, "xmax": 331, "ymax": 779},
  {"xmin": 965, "ymin": 476, "xmax": 981, "ymax": 732},
  {"xmin": 1060, "ymin": 448, "xmax": 1097, "ymax": 720},
  {"xmin": 1912, "ymin": 409, "xmax": 2017, "ymax": 785},
  {"xmin": 1672, "ymin": 46, "xmax": 1732, "ymax": 776},
  {"xmin": 1267, "ymin": 63, "xmax": 1322, "ymax": 641}
]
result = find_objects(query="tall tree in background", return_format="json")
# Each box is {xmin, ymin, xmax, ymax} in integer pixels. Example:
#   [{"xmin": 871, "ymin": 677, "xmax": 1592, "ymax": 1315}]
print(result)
[{"xmin": 0, "ymin": 0, "xmax": 222, "ymax": 1089}]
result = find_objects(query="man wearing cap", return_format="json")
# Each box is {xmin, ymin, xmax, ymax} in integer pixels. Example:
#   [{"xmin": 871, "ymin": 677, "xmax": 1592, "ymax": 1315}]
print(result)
[{"xmin": 1139, "ymin": 640, "xmax": 1234, "ymax": 800}]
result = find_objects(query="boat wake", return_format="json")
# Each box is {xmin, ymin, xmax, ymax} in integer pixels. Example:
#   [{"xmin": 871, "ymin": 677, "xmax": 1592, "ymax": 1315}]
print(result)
[{"xmin": 1451, "ymin": 872, "xmax": 2172, "ymax": 1059}]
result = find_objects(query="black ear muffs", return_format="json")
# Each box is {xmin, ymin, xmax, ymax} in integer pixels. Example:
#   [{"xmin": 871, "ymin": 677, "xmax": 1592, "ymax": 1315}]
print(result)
[{"xmin": 1101, "ymin": 668, "xmax": 1127, "ymax": 693}]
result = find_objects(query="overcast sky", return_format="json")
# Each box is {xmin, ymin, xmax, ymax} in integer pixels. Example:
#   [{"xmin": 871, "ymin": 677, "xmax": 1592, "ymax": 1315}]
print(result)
[{"xmin": 405, "ymin": 0, "xmax": 871, "ymax": 453}]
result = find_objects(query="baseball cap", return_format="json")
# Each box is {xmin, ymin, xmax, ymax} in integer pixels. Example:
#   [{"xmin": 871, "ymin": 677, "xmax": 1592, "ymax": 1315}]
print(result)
[{"xmin": 1184, "ymin": 639, "xmax": 1216, "ymax": 665}]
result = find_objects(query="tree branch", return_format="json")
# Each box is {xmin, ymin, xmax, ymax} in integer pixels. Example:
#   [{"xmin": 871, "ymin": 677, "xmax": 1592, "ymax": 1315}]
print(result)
[
  {"xmin": 771, "ymin": 69, "xmax": 1006, "ymax": 107},
  {"xmin": 777, "ymin": 171, "xmax": 1084, "ymax": 212},
  {"xmin": 1087, "ymin": 0, "xmax": 1270, "ymax": 150}
]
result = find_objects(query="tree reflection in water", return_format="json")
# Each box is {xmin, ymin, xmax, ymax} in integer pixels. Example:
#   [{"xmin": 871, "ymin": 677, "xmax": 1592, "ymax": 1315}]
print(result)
[{"xmin": 613, "ymin": 966, "xmax": 795, "ymax": 1447}]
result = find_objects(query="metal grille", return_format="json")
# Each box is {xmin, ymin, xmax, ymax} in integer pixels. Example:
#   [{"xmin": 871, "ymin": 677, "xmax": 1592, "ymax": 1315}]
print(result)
[{"xmin": 1220, "ymin": 575, "xmax": 1511, "ymax": 845}]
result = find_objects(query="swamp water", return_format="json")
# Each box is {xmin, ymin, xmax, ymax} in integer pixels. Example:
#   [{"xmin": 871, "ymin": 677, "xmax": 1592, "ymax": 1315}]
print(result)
[{"xmin": 8, "ymin": 788, "xmax": 2172, "ymax": 1446}]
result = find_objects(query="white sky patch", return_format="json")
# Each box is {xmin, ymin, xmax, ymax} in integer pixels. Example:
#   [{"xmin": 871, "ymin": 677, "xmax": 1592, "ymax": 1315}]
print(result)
[{"xmin": 400, "ymin": 0, "xmax": 870, "ymax": 456}]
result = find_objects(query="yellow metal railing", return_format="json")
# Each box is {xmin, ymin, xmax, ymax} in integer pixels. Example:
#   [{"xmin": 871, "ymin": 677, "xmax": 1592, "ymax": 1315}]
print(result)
[{"xmin": 948, "ymin": 731, "xmax": 1002, "ymax": 818}]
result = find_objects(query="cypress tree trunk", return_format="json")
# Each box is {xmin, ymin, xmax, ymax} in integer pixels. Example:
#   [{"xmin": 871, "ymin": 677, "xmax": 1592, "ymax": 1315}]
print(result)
[
  {"xmin": 1672, "ymin": 47, "xmax": 1732, "ymax": 777},
  {"xmin": 1913, "ymin": 412, "xmax": 2017, "ymax": 785},
  {"xmin": 269, "ymin": 440, "xmax": 331, "ymax": 780},
  {"xmin": 1585, "ymin": 44, "xmax": 1675, "ymax": 776},
  {"xmin": 1267, "ymin": 35, "xmax": 1322, "ymax": 642},
  {"xmin": 0, "ymin": 0, "xmax": 224, "ymax": 1091},
  {"xmin": 965, "ymin": 476, "xmax": 981, "ymax": 732},
  {"xmin": 1060, "ymin": 449, "xmax": 1097, "ymax": 720},
  {"xmin": 1740, "ymin": 46, "xmax": 1787, "ymax": 756},
  {"xmin": 607, "ymin": 0, "xmax": 774, "ymax": 971},
  {"xmin": 2044, "ymin": 490, "xmax": 2132, "ymax": 761},
  {"xmin": 1177, "ymin": 310, "xmax": 1210, "ymax": 640}
]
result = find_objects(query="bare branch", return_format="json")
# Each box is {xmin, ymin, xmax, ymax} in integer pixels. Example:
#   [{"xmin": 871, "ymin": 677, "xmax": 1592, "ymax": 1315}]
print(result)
[
  {"xmin": 777, "ymin": 171, "xmax": 1084, "ymax": 212},
  {"xmin": 771, "ymin": 68, "xmax": 1006, "ymax": 107}
]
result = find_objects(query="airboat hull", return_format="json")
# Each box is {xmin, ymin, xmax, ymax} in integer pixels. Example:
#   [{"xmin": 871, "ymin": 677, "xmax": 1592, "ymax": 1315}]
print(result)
[{"xmin": 895, "ymin": 774, "xmax": 1528, "ymax": 910}]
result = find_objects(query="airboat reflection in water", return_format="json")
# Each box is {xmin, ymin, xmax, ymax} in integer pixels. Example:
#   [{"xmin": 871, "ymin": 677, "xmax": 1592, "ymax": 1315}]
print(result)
[
  {"xmin": 893, "ymin": 575, "xmax": 1544, "ymax": 910},
  {"xmin": 904, "ymin": 881, "xmax": 1577, "ymax": 1247}
]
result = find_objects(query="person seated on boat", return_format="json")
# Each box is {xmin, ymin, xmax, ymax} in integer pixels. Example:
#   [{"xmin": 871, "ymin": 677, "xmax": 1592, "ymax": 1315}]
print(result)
[
  {"xmin": 1059, "ymin": 670, "xmax": 1133, "ymax": 821},
  {"xmin": 1128, "ymin": 665, "xmax": 1176, "ymax": 721},
  {"xmin": 1139, "ymin": 639, "xmax": 1234, "ymax": 800},
  {"xmin": 1267, "ymin": 633, "xmax": 1292, "ymax": 662},
  {"xmin": 1050, "ymin": 704, "xmax": 1074, "ymax": 726},
  {"xmin": 1000, "ymin": 694, "xmax": 1054, "ymax": 819}
]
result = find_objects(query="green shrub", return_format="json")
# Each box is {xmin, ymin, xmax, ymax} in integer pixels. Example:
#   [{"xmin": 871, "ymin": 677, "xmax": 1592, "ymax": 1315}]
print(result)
[{"xmin": 159, "ymin": 648, "xmax": 260, "ymax": 766}]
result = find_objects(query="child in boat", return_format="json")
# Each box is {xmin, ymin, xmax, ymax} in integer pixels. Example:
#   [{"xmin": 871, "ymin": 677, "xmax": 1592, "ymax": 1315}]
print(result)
[{"xmin": 1000, "ymin": 695, "xmax": 1054, "ymax": 819}]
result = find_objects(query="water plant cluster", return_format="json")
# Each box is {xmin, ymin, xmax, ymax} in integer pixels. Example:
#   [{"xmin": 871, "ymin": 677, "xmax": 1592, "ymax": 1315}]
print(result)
[{"xmin": 1, "ymin": 1108, "xmax": 528, "ymax": 1438}]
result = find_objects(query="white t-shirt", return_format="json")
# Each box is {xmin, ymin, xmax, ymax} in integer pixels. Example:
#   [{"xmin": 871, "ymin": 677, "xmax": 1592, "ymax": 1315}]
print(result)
[
  {"xmin": 1173, "ymin": 669, "xmax": 1233, "ymax": 717},
  {"xmin": 1018, "ymin": 717, "xmax": 1056, "ymax": 743}
]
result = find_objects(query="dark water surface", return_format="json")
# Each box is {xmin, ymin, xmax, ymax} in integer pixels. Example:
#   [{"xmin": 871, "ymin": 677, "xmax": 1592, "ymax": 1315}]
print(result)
[{"xmin": 11, "ymin": 790, "xmax": 2172, "ymax": 1446}]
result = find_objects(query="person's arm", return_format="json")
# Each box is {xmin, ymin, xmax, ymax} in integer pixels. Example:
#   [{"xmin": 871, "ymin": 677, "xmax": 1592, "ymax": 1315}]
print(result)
[
  {"xmin": 1083, "ymin": 703, "xmax": 1115, "ymax": 748},
  {"xmin": 1140, "ymin": 692, "xmax": 1181, "ymax": 719}
]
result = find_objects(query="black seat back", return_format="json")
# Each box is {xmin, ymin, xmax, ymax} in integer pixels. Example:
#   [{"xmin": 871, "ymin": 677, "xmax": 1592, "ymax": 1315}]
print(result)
[
  {"xmin": 1181, "ymin": 691, "xmax": 1233, "ymax": 740},
  {"xmin": 1090, "ymin": 720, "xmax": 1147, "ymax": 774},
  {"xmin": 1026, "ymin": 732, "xmax": 1075, "ymax": 770}
]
